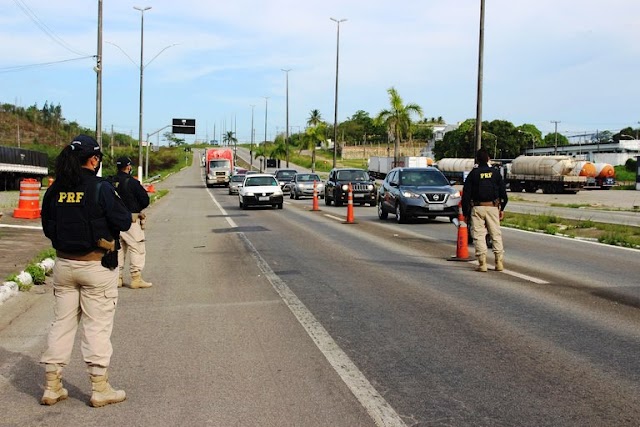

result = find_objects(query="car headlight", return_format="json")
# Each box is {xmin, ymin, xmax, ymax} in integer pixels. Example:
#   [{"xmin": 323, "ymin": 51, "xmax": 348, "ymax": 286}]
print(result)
[
  {"xmin": 368, "ymin": 184, "xmax": 374, "ymax": 191},
  {"xmin": 274, "ymin": 190, "xmax": 283, "ymax": 197},
  {"xmin": 452, "ymin": 190, "xmax": 461, "ymax": 198},
  {"xmin": 298, "ymin": 183, "xmax": 306, "ymax": 188},
  {"xmin": 279, "ymin": 181, "xmax": 285, "ymax": 186},
  {"xmin": 402, "ymin": 190, "xmax": 421, "ymax": 199},
  {"xmin": 341, "ymin": 184, "xmax": 349, "ymax": 191},
  {"xmin": 245, "ymin": 192, "xmax": 255, "ymax": 197}
]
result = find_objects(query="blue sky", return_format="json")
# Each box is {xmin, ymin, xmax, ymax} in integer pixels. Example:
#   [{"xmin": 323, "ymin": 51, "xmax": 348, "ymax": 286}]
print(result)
[{"xmin": 2, "ymin": 0, "xmax": 639, "ymax": 145}]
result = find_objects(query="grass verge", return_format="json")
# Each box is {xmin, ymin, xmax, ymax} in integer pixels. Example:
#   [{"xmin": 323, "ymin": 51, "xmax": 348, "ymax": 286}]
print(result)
[{"xmin": 502, "ymin": 212, "xmax": 640, "ymax": 249}]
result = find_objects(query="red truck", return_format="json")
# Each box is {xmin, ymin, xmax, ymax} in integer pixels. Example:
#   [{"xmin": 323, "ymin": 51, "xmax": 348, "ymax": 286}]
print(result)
[{"xmin": 205, "ymin": 148, "xmax": 234, "ymax": 187}]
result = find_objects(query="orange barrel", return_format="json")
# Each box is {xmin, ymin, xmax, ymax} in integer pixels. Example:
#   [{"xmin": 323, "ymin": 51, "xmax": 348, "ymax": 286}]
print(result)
[{"xmin": 13, "ymin": 179, "xmax": 42, "ymax": 219}]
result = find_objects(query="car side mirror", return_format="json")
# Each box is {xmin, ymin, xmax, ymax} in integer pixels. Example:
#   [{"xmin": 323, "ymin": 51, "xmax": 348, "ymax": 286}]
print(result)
[
  {"xmin": 449, "ymin": 180, "xmax": 457, "ymax": 185},
  {"xmin": 389, "ymin": 182, "xmax": 398, "ymax": 187}
]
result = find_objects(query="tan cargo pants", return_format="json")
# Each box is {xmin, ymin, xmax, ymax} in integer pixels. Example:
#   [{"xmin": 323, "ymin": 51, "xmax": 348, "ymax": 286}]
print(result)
[
  {"xmin": 41, "ymin": 258, "xmax": 118, "ymax": 374},
  {"xmin": 118, "ymin": 219, "xmax": 146, "ymax": 276},
  {"xmin": 471, "ymin": 205, "xmax": 504, "ymax": 257}
]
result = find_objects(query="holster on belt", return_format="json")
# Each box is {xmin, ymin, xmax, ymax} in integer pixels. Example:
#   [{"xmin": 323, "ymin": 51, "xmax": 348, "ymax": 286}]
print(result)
[{"xmin": 96, "ymin": 238, "xmax": 118, "ymax": 270}]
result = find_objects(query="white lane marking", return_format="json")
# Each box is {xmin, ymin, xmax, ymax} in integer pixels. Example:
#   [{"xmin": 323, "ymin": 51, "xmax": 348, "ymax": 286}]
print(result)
[
  {"xmin": 470, "ymin": 261, "xmax": 550, "ymax": 284},
  {"xmin": 324, "ymin": 214, "xmax": 345, "ymax": 222},
  {"xmin": 238, "ymin": 233, "xmax": 407, "ymax": 427},
  {"xmin": 207, "ymin": 187, "xmax": 237, "ymax": 228},
  {"xmin": 0, "ymin": 224, "xmax": 42, "ymax": 230}
]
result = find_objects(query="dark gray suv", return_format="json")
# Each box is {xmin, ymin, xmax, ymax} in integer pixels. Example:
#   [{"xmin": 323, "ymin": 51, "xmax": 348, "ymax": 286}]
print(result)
[
  {"xmin": 377, "ymin": 167, "xmax": 461, "ymax": 223},
  {"xmin": 324, "ymin": 168, "xmax": 377, "ymax": 207}
]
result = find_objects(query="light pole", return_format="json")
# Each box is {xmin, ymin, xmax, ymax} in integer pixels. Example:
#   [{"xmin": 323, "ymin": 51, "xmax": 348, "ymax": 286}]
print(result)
[
  {"xmin": 263, "ymin": 96, "xmax": 269, "ymax": 172},
  {"xmin": 134, "ymin": 5, "xmax": 151, "ymax": 181},
  {"xmin": 550, "ymin": 120, "xmax": 561, "ymax": 155},
  {"xmin": 96, "ymin": 0, "xmax": 103, "ymax": 158},
  {"xmin": 475, "ymin": 0, "xmax": 485, "ymax": 151},
  {"xmin": 250, "ymin": 104, "xmax": 255, "ymax": 170},
  {"xmin": 330, "ymin": 17, "xmax": 347, "ymax": 168},
  {"xmin": 281, "ymin": 68, "xmax": 291, "ymax": 167}
]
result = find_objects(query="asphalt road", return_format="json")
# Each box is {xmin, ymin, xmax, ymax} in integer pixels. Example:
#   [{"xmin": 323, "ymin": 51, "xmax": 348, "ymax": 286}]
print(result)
[{"xmin": 2, "ymin": 154, "xmax": 640, "ymax": 426}]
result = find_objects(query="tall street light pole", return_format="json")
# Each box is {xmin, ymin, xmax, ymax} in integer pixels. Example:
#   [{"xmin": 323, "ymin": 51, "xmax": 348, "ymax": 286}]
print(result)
[
  {"xmin": 250, "ymin": 104, "xmax": 255, "ymax": 170},
  {"xmin": 281, "ymin": 68, "xmax": 291, "ymax": 167},
  {"xmin": 96, "ymin": 0, "xmax": 103, "ymax": 152},
  {"xmin": 475, "ymin": 0, "xmax": 485, "ymax": 152},
  {"xmin": 551, "ymin": 120, "xmax": 561, "ymax": 155},
  {"xmin": 263, "ymin": 96, "xmax": 269, "ymax": 172},
  {"xmin": 330, "ymin": 17, "xmax": 347, "ymax": 168},
  {"xmin": 134, "ymin": 5, "xmax": 151, "ymax": 181}
]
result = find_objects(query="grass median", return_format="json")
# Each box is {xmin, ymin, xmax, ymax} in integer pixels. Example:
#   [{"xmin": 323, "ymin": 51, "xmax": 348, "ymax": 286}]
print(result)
[{"xmin": 502, "ymin": 212, "xmax": 640, "ymax": 249}]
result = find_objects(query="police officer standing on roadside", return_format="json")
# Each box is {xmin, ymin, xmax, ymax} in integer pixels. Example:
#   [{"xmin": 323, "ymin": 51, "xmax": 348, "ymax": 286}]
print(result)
[
  {"xmin": 113, "ymin": 157, "xmax": 152, "ymax": 289},
  {"xmin": 462, "ymin": 148, "xmax": 508, "ymax": 272},
  {"xmin": 40, "ymin": 135, "xmax": 131, "ymax": 407}
]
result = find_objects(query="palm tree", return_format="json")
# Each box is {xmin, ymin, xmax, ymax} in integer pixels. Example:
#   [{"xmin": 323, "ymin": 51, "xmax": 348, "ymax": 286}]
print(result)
[
  {"xmin": 375, "ymin": 87, "xmax": 423, "ymax": 166},
  {"xmin": 300, "ymin": 123, "xmax": 327, "ymax": 172},
  {"xmin": 223, "ymin": 131, "xmax": 238, "ymax": 163},
  {"xmin": 307, "ymin": 109, "xmax": 323, "ymax": 127}
]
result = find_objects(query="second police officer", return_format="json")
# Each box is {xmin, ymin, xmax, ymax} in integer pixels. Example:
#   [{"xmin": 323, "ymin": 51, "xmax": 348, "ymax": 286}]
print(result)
[{"xmin": 112, "ymin": 157, "xmax": 153, "ymax": 289}]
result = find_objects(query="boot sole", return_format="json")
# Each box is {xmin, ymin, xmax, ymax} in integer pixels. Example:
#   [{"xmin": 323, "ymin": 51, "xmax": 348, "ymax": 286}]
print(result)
[
  {"xmin": 41, "ymin": 394, "xmax": 68, "ymax": 405},
  {"xmin": 89, "ymin": 396, "xmax": 126, "ymax": 407}
]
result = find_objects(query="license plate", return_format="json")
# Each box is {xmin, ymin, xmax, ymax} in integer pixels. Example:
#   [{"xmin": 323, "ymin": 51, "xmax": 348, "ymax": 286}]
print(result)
[
  {"xmin": 353, "ymin": 193, "xmax": 364, "ymax": 198},
  {"xmin": 428, "ymin": 204, "xmax": 444, "ymax": 210},
  {"xmin": 258, "ymin": 196, "xmax": 270, "ymax": 201}
]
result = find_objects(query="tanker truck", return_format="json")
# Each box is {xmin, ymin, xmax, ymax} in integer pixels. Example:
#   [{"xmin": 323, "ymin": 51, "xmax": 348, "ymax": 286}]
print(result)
[
  {"xmin": 506, "ymin": 155, "xmax": 586, "ymax": 194},
  {"xmin": 205, "ymin": 148, "xmax": 234, "ymax": 187},
  {"xmin": 433, "ymin": 158, "xmax": 477, "ymax": 183},
  {"xmin": 584, "ymin": 162, "xmax": 616, "ymax": 190}
]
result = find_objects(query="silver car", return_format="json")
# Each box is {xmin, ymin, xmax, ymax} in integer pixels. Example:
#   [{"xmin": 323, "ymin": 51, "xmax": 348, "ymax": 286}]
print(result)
[
  {"xmin": 288, "ymin": 173, "xmax": 325, "ymax": 199},
  {"xmin": 228, "ymin": 174, "xmax": 246, "ymax": 195}
]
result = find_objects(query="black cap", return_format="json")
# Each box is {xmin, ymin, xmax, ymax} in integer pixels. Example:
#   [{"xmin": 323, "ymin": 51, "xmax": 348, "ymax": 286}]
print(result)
[
  {"xmin": 69, "ymin": 134, "xmax": 102, "ymax": 156},
  {"xmin": 116, "ymin": 157, "xmax": 132, "ymax": 168}
]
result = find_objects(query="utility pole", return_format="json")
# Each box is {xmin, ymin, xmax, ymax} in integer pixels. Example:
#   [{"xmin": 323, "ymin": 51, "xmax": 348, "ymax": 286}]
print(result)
[
  {"xmin": 551, "ymin": 120, "xmax": 561, "ymax": 155},
  {"xmin": 330, "ymin": 17, "xmax": 347, "ymax": 168},
  {"xmin": 282, "ymin": 69, "xmax": 291, "ymax": 167},
  {"xmin": 475, "ymin": 0, "xmax": 485, "ymax": 152},
  {"xmin": 250, "ymin": 104, "xmax": 255, "ymax": 169},
  {"xmin": 96, "ymin": 0, "xmax": 103, "ymax": 154}
]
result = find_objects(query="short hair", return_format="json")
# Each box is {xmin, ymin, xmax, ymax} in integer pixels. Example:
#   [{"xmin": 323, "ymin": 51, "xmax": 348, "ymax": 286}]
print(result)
[{"xmin": 476, "ymin": 148, "xmax": 490, "ymax": 164}]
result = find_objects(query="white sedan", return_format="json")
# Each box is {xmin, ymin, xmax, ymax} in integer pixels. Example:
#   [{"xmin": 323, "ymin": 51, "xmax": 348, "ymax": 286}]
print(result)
[{"xmin": 238, "ymin": 174, "xmax": 284, "ymax": 210}]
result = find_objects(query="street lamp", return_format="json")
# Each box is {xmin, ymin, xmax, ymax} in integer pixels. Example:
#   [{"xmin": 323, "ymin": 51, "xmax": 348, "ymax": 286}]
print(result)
[
  {"xmin": 281, "ymin": 68, "xmax": 291, "ymax": 167},
  {"xmin": 134, "ymin": 5, "xmax": 151, "ymax": 181},
  {"xmin": 250, "ymin": 104, "xmax": 255, "ymax": 170},
  {"xmin": 474, "ymin": 0, "xmax": 485, "ymax": 151},
  {"xmin": 263, "ymin": 96, "xmax": 269, "ymax": 172},
  {"xmin": 330, "ymin": 17, "xmax": 347, "ymax": 168},
  {"xmin": 550, "ymin": 120, "xmax": 561, "ymax": 155}
]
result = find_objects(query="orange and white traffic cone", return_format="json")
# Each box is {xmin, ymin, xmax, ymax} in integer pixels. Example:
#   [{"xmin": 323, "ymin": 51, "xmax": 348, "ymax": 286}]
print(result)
[
  {"xmin": 344, "ymin": 183, "xmax": 356, "ymax": 224},
  {"xmin": 449, "ymin": 199, "xmax": 471, "ymax": 261},
  {"xmin": 312, "ymin": 180, "xmax": 320, "ymax": 211},
  {"xmin": 13, "ymin": 179, "xmax": 41, "ymax": 219}
]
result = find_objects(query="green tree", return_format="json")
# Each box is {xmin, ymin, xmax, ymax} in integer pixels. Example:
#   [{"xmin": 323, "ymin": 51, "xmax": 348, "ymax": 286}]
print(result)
[
  {"xmin": 307, "ymin": 109, "xmax": 323, "ymax": 127},
  {"xmin": 543, "ymin": 132, "xmax": 569, "ymax": 148},
  {"xmin": 375, "ymin": 87, "xmax": 423, "ymax": 164},
  {"xmin": 163, "ymin": 131, "xmax": 185, "ymax": 146},
  {"xmin": 302, "ymin": 123, "xmax": 327, "ymax": 172}
]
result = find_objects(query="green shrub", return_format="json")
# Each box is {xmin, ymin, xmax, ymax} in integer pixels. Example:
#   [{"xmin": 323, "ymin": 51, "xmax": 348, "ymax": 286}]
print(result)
[{"xmin": 25, "ymin": 264, "xmax": 46, "ymax": 285}]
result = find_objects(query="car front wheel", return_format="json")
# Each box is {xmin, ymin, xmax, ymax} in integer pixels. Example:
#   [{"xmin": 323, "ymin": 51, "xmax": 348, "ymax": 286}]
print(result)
[
  {"xmin": 377, "ymin": 200, "xmax": 388, "ymax": 220},
  {"xmin": 395, "ymin": 203, "xmax": 409, "ymax": 224}
]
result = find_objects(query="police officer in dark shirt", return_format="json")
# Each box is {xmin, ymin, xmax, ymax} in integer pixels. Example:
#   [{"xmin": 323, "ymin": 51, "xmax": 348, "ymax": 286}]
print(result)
[
  {"xmin": 462, "ymin": 148, "xmax": 508, "ymax": 272},
  {"xmin": 40, "ymin": 135, "xmax": 131, "ymax": 407},
  {"xmin": 113, "ymin": 157, "xmax": 152, "ymax": 289}
]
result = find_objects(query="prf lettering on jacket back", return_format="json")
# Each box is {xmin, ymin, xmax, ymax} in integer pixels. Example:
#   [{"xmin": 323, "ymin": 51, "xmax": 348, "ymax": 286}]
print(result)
[
  {"xmin": 480, "ymin": 172, "xmax": 493, "ymax": 179},
  {"xmin": 58, "ymin": 192, "xmax": 84, "ymax": 203}
]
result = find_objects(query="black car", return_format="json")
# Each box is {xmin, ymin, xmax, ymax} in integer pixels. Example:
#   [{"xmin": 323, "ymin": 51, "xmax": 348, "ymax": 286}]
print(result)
[
  {"xmin": 377, "ymin": 167, "xmax": 461, "ymax": 223},
  {"xmin": 273, "ymin": 169, "xmax": 298, "ymax": 193},
  {"xmin": 324, "ymin": 168, "xmax": 377, "ymax": 207}
]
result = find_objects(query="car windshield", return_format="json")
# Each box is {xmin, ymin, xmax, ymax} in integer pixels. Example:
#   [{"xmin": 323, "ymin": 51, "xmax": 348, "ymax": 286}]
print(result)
[
  {"xmin": 245, "ymin": 176, "xmax": 278, "ymax": 187},
  {"xmin": 231, "ymin": 175, "xmax": 245, "ymax": 182},
  {"xmin": 209, "ymin": 159, "xmax": 230, "ymax": 168},
  {"xmin": 336, "ymin": 170, "xmax": 368, "ymax": 181},
  {"xmin": 276, "ymin": 171, "xmax": 296, "ymax": 179},
  {"xmin": 297, "ymin": 174, "xmax": 321, "ymax": 182},
  {"xmin": 400, "ymin": 170, "xmax": 449, "ymax": 186}
]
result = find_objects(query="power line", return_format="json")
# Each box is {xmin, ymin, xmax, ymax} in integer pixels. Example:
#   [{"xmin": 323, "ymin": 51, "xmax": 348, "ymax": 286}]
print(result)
[
  {"xmin": 13, "ymin": 0, "xmax": 90, "ymax": 57},
  {"xmin": 0, "ymin": 56, "xmax": 95, "ymax": 73}
]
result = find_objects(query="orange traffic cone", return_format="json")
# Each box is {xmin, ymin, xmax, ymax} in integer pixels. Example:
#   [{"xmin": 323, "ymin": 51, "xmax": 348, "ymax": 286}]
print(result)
[
  {"xmin": 344, "ymin": 183, "xmax": 356, "ymax": 224},
  {"xmin": 312, "ymin": 180, "xmax": 320, "ymax": 211},
  {"xmin": 13, "ymin": 179, "xmax": 41, "ymax": 219},
  {"xmin": 144, "ymin": 183, "xmax": 156, "ymax": 193},
  {"xmin": 449, "ymin": 197, "xmax": 471, "ymax": 261}
]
